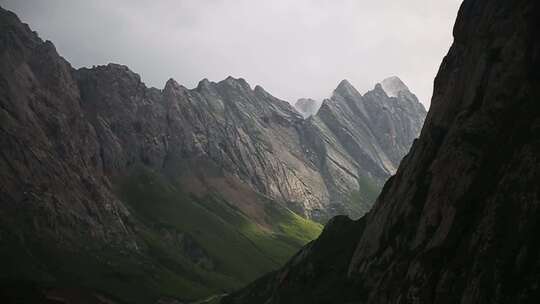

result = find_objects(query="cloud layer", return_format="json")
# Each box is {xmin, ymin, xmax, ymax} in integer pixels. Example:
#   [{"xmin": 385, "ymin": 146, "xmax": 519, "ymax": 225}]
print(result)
[{"xmin": 3, "ymin": 0, "xmax": 462, "ymax": 107}]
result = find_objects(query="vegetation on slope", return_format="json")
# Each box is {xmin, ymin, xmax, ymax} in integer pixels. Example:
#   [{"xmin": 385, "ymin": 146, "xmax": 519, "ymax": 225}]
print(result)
[{"xmin": 0, "ymin": 165, "xmax": 322, "ymax": 303}]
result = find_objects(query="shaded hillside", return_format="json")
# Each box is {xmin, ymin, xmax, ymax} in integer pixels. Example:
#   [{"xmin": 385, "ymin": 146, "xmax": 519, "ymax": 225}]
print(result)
[{"xmin": 223, "ymin": 0, "xmax": 540, "ymax": 303}]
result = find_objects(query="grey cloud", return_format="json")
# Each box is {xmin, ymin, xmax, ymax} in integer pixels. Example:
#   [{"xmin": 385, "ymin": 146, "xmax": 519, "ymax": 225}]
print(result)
[{"xmin": 2, "ymin": 0, "xmax": 463, "ymax": 107}]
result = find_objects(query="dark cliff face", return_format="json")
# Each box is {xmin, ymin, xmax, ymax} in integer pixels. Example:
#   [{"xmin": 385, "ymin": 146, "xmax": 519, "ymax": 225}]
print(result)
[
  {"xmin": 0, "ymin": 7, "xmax": 135, "ymax": 247},
  {"xmin": 223, "ymin": 0, "xmax": 540, "ymax": 303}
]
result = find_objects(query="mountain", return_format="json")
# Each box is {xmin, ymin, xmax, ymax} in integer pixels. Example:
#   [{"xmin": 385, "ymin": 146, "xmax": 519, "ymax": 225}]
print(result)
[
  {"xmin": 294, "ymin": 98, "xmax": 321, "ymax": 118},
  {"xmin": 380, "ymin": 75, "xmax": 410, "ymax": 97},
  {"xmin": 0, "ymin": 11, "xmax": 319, "ymax": 300},
  {"xmin": 222, "ymin": 0, "xmax": 540, "ymax": 303},
  {"xmin": 0, "ymin": 5, "xmax": 425, "ymax": 303},
  {"xmin": 305, "ymin": 78, "xmax": 427, "ymax": 217}
]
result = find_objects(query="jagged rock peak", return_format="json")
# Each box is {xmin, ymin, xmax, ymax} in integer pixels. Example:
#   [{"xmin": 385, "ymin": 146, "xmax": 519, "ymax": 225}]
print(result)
[
  {"xmin": 164, "ymin": 77, "xmax": 181, "ymax": 90},
  {"xmin": 196, "ymin": 78, "xmax": 214, "ymax": 91},
  {"xmin": 0, "ymin": 6, "xmax": 42, "ymax": 48},
  {"xmin": 223, "ymin": 0, "xmax": 540, "ymax": 303},
  {"xmin": 104, "ymin": 62, "xmax": 131, "ymax": 71},
  {"xmin": 253, "ymin": 84, "xmax": 271, "ymax": 97},
  {"xmin": 332, "ymin": 79, "xmax": 363, "ymax": 102},
  {"xmin": 219, "ymin": 76, "xmax": 252, "ymax": 90},
  {"xmin": 371, "ymin": 83, "xmax": 389, "ymax": 97},
  {"xmin": 78, "ymin": 63, "xmax": 142, "ymax": 84},
  {"xmin": 198, "ymin": 78, "xmax": 211, "ymax": 86},
  {"xmin": 334, "ymin": 79, "xmax": 357, "ymax": 94},
  {"xmin": 380, "ymin": 75, "xmax": 410, "ymax": 97},
  {"xmin": 163, "ymin": 78, "xmax": 190, "ymax": 97}
]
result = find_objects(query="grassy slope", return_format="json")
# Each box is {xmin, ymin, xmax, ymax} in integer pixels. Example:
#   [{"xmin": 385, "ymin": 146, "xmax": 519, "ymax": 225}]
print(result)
[
  {"xmin": 0, "ymin": 166, "xmax": 322, "ymax": 303},
  {"xmin": 114, "ymin": 166, "xmax": 322, "ymax": 302},
  {"xmin": 345, "ymin": 173, "xmax": 382, "ymax": 219}
]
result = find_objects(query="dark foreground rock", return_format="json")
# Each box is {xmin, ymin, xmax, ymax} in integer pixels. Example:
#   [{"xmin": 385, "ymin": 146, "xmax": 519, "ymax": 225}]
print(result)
[{"xmin": 223, "ymin": 0, "xmax": 540, "ymax": 303}]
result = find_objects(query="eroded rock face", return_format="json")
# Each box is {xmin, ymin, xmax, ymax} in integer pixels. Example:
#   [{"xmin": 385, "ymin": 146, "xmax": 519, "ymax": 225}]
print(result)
[
  {"xmin": 223, "ymin": 0, "xmax": 540, "ymax": 303},
  {"xmin": 0, "ymin": 7, "xmax": 426, "ymax": 225},
  {"xmin": 380, "ymin": 76, "xmax": 410, "ymax": 97},
  {"xmin": 73, "ymin": 69, "xmax": 426, "ymax": 223},
  {"xmin": 306, "ymin": 79, "xmax": 426, "ymax": 217},
  {"xmin": 0, "ymin": 4, "xmax": 427, "ymax": 299},
  {"xmin": 0, "ymin": 8, "xmax": 137, "ymax": 249}
]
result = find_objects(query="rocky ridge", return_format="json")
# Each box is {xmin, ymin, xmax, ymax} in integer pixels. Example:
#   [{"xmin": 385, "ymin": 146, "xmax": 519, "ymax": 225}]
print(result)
[
  {"xmin": 0, "ymin": 5, "xmax": 425, "ymax": 302},
  {"xmin": 223, "ymin": 0, "xmax": 540, "ymax": 303}
]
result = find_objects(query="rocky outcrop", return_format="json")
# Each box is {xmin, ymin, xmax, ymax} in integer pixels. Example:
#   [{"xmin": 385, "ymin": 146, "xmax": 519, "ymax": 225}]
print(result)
[
  {"xmin": 0, "ymin": 7, "xmax": 136, "ymax": 249},
  {"xmin": 305, "ymin": 78, "xmax": 426, "ymax": 217},
  {"xmin": 380, "ymin": 75, "xmax": 410, "ymax": 97},
  {"xmin": 223, "ymin": 0, "xmax": 540, "ymax": 303}
]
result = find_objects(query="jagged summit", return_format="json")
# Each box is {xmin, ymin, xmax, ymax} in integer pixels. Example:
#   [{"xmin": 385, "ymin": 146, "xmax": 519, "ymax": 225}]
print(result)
[
  {"xmin": 165, "ymin": 77, "xmax": 180, "ymax": 88},
  {"xmin": 218, "ymin": 75, "xmax": 251, "ymax": 90},
  {"xmin": 78, "ymin": 63, "xmax": 141, "ymax": 79},
  {"xmin": 0, "ymin": 6, "xmax": 429, "ymax": 301},
  {"xmin": 163, "ymin": 78, "xmax": 190, "ymax": 95},
  {"xmin": 197, "ymin": 77, "xmax": 211, "ymax": 86},
  {"xmin": 334, "ymin": 79, "xmax": 359, "ymax": 96},
  {"xmin": 253, "ymin": 84, "xmax": 274, "ymax": 99},
  {"xmin": 380, "ymin": 75, "xmax": 410, "ymax": 97},
  {"xmin": 224, "ymin": 1, "xmax": 540, "ymax": 303},
  {"xmin": 253, "ymin": 84, "xmax": 265, "ymax": 93}
]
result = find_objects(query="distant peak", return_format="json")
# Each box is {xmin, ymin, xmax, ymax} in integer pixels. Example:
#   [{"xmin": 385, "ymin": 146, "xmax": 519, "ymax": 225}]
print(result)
[
  {"xmin": 83, "ymin": 63, "xmax": 135, "ymax": 75},
  {"xmin": 254, "ymin": 85, "xmax": 269, "ymax": 96},
  {"xmin": 333, "ymin": 79, "xmax": 361, "ymax": 98},
  {"xmin": 163, "ymin": 78, "xmax": 187, "ymax": 93},
  {"xmin": 336, "ymin": 79, "xmax": 354, "ymax": 91},
  {"xmin": 218, "ymin": 76, "xmax": 251, "ymax": 90},
  {"xmin": 224, "ymin": 75, "xmax": 246, "ymax": 84},
  {"xmin": 165, "ymin": 78, "xmax": 180, "ymax": 88},
  {"xmin": 78, "ymin": 63, "xmax": 142, "ymax": 84},
  {"xmin": 373, "ymin": 83, "xmax": 387, "ymax": 95},
  {"xmin": 380, "ymin": 76, "xmax": 410, "ymax": 97},
  {"xmin": 106, "ymin": 63, "xmax": 130, "ymax": 70},
  {"xmin": 196, "ymin": 78, "xmax": 213, "ymax": 90}
]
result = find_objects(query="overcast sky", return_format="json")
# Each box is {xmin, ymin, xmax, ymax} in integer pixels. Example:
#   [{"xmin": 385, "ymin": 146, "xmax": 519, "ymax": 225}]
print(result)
[{"xmin": 3, "ymin": 0, "xmax": 462, "ymax": 107}]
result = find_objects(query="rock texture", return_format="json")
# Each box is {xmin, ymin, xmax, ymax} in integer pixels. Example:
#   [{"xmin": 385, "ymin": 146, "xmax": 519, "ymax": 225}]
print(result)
[
  {"xmin": 0, "ymin": 5, "xmax": 426, "ymax": 225},
  {"xmin": 0, "ymin": 7, "xmax": 319, "ymax": 302},
  {"xmin": 74, "ymin": 66, "xmax": 426, "ymax": 222},
  {"xmin": 223, "ymin": 0, "xmax": 540, "ymax": 303},
  {"xmin": 0, "ymin": 5, "xmax": 425, "ymax": 302},
  {"xmin": 306, "ymin": 79, "xmax": 426, "ymax": 217},
  {"xmin": 380, "ymin": 75, "xmax": 410, "ymax": 97}
]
